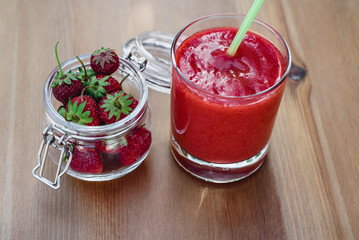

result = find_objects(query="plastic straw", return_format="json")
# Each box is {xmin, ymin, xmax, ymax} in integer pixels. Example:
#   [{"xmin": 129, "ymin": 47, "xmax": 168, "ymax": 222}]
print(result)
[{"xmin": 227, "ymin": 0, "xmax": 264, "ymax": 56}]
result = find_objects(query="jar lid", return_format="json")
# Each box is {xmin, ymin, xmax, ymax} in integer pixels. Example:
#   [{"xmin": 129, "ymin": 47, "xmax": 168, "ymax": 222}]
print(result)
[{"xmin": 122, "ymin": 31, "xmax": 174, "ymax": 94}]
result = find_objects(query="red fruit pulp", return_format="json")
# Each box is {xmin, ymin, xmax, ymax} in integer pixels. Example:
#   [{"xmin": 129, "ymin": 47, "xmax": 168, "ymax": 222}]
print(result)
[{"xmin": 171, "ymin": 28, "xmax": 287, "ymax": 163}]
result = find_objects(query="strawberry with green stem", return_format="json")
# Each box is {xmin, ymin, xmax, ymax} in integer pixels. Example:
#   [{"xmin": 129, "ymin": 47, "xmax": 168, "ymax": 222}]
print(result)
[
  {"xmin": 84, "ymin": 74, "xmax": 122, "ymax": 102},
  {"xmin": 90, "ymin": 47, "xmax": 120, "ymax": 75},
  {"xmin": 98, "ymin": 90, "xmax": 138, "ymax": 124},
  {"xmin": 51, "ymin": 42, "xmax": 83, "ymax": 105},
  {"xmin": 59, "ymin": 88, "xmax": 100, "ymax": 126}
]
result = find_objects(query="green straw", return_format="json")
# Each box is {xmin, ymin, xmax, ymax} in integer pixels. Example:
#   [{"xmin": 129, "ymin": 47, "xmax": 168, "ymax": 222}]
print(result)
[{"xmin": 227, "ymin": 0, "xmax": 264, "ymax": 56}]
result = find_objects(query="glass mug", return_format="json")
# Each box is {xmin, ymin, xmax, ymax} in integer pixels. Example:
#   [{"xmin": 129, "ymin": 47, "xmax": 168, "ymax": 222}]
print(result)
[{"xmin": 170, "ymin": 14, "xmax": 292, "ymax": 183}]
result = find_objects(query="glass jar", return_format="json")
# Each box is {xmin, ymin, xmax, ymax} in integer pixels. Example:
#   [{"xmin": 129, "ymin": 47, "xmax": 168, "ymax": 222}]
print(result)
[{"xmin": 33, "ymin": 54, "xmax": 152, "ymax": 189}]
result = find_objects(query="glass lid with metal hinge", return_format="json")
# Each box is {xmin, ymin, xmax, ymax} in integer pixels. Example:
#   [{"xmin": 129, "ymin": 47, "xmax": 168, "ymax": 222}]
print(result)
[{"xmin": 122, "ymin": 31, "xmax": 175, "ymax": 94}]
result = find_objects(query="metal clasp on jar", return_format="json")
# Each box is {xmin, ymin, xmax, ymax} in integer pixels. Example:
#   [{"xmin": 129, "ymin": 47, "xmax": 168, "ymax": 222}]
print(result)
[
  {"xmin": 125, "ymin": 52, "xmax": 148, "ymax": 72},
  {"xmin": 32, "ymin": 125, "xmax": 73, "ymax": 189}
]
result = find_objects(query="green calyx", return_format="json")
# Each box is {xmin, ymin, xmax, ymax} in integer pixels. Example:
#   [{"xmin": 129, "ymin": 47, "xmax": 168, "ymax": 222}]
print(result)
[
  {"xmin": 101, "ymin": 137, "xmax": 128, "ymax": 151},
  {"xmin": 51, "ymin": 42, "xmax": 79, "ymax": 88},
  {"xmin": 85, "ymin": 75, "xmax": 110, "ymax": 101},
  {"xmin": 115, "ymin": 137, "xmax": 128, "ymax": 149},
  {"xmin": 59, "ymin": 99, "xmax": 93, "ymax": 125},
  {"xmin": 100, "ymin": 91, "xmax": 133, "ymax": 121},
  {"xmin": 92, "ymin": 47, "xmax": 117, "ymax": 68},
  {"xmin": 76, "ymin": 67, "xmax": 96, "ymax": 84},
  {"xmin": 51, "ymin": 70, "xmax": 78, "ymax": 88},
  {"xmin": 75, "ymin": 56, "xmax": 96, "ymax": 84}
]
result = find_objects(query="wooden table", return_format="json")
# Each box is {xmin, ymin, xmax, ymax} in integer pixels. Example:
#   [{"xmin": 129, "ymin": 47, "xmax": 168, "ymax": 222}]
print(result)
[{"xmin": 1, "ymin": 0, "xmax": 358, "ymax": 239}]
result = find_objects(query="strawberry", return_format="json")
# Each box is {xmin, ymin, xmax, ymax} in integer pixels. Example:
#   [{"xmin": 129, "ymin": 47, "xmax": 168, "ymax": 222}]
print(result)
[
  {"xmin": 90, "ymin": 47, "xmax": 120, "ymax": 75},
  {"xmin": 102, "ymin": 74, "xmax": 122, "ymax": 94},
  {"xmin": 70, "ymin": 145, "xmax": 103, "ymax": 173},
  {"xmin": 119, "ymin": 126, "xmax": 152, "ymax": 166},
  {"xmin": 97, "ymin": 136, "xmax": 128, "ymax": 154},
  {"xmin": 51, "ymin": 42, "xmax": 83, "ymax": 105},
  {"xmin": 84, "ymin": 74, "xmax": 121, "ymax": 101},
  {"xmin": 98, "ymin": 91, "xmax": 138, "ymax": 124},
  {"xmin": 59, "ymin": 95, "xmax": 100, "ymax": 126}
]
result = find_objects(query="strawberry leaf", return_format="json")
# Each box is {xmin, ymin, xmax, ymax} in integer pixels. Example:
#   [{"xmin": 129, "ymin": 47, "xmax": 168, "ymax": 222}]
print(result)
[
  {"xmin": 76, "ymin": 67, "xmax": 96, "ymax": 81},
  {"xmin": 84, "ymin": 75, "xmax": 111, "ymax": 101},
  {"xmin": 69, "ymin": 74, "xmax": 77, "ymax": 80},
  {"xmin": 113, "ymin": 137, "xmax": 128, "ymax": 150},
  {"xmin": 77, "ymin": 101, "xmax": 86, "ymax": 113},
  {"xmin": 51, "ymin": 69, "xmax": 79, "ymax": 88},
  {"xmin": 60, "ymin": 99, "xmax": 94, "ymax": 125},
  {"xmin": 92, "ymin": 47, "xmax": 117, "ymax": 68},
  {"xmin": 100, "ymin": 91, "xmax": 133, "ymax": 121},
  {"xmin": 64, "ymin": 78, "xmax": 71, "ymax": 85}
]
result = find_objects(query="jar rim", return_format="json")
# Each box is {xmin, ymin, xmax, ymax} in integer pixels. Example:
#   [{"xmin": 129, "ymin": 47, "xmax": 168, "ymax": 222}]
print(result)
[
  {"xmin": 170, "ymin": 13, "xmax": 292, "ymax": 100},
  {"xmin": 43, "ymin": 54, "xmax": 149, "ymax": 137}
]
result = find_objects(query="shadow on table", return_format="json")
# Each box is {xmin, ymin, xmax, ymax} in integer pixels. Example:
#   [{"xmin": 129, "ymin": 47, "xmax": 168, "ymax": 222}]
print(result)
[{"xmin": 163, "ymin": 153, "xmax": 288, "ymax": 239}]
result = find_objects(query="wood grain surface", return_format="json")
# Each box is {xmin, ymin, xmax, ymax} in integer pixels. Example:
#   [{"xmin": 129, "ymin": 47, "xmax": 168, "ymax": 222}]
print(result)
[{"xmin": 1, "ymin": 0, "xmax": 358, "ymax": 239}]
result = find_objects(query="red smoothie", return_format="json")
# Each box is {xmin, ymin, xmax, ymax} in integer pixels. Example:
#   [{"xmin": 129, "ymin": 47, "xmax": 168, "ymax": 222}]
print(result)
[{"xmin": 171, "ymin": 27, "xmax": 287, "ymax": 163}]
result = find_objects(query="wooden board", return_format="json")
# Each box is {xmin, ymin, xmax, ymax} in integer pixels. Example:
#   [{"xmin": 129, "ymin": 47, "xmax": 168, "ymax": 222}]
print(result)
[{"xmin": 0, "ymin": 0, "xmax": 358, "ymax": 239}]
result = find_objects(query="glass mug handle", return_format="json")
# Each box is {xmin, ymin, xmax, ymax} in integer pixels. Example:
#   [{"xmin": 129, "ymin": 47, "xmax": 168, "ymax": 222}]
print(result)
[{"xmin": 32, "ymin": 125, "xmax": 73, "ymax": 189}]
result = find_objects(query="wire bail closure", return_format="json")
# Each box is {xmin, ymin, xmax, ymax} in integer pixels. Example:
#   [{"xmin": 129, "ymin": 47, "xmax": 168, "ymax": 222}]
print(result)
[
  {"xmin": 32, "ymin": 125, "xmax": 73, "ymax": 189},
  {"xmin": 125, "ymin": 52, "xmax": 148, "ymax": 72}
]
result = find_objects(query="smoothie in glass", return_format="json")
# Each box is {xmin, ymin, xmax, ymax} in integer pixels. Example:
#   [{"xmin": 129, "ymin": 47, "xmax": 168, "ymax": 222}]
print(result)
[{"xmin": 170, "ymin": 14, "xmax": 291, "ymax": 182}]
